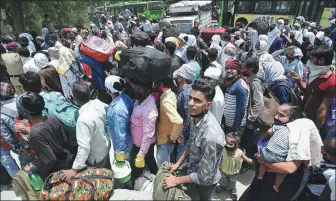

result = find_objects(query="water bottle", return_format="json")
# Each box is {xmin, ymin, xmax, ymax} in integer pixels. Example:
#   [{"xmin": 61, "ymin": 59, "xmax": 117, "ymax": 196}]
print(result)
[{"xmin": 29, "ymin": 171, "xmax": 44, "ymax": 190}]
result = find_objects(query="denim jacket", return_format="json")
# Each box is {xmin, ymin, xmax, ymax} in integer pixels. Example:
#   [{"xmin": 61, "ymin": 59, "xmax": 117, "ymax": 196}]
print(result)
[
  {"xmin": 177, "ymin": 85, "xmax": 192, "ymax": 141},
  {"xmin": 107, "ymin": 93, "xmax": 134, "ymax": 153},
  {"xmin": 1, "ymin": 114, "xmax": 17, "ymax": 150}
]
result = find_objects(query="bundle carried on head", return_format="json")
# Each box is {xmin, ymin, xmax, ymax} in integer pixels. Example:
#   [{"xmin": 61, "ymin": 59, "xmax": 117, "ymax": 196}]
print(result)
[
  {"xmin": 154, "ymin": 20, "xmax": 180, "ymax": 38},
  {"xmin": 249, "ymin": 20, "xmax": 269, "ymax": 35}
]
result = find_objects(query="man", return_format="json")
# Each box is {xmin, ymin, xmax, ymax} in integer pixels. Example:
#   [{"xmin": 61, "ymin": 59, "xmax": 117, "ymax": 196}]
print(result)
[
  {"xmin": 18, "ymin": 92, "xmax": 75, "ymax": 179},
  {"xmin": 242, "ymin": 58, "xmax": 264, "ymax": 158},
  {"xmin": 63, "ymin": 81, "xmax": 111, "ymax": 179},
  {"xmin": 315, "ymin": 31, "xmax": 333, "ymax": 48},
  {"xmin": 190, "ymin": 27, "xmax": 208, "ymax": 50},
  {"xmin": 186, "ymin": 46, "xmax": 201, "ymax": 80},
  {"xmin": 203, "ymin": 67, "xmax": 225, "ymax": 124},
  {"xmin": 130, "ymin": 81, "xmax": 158, "ymax": 180},
  {"xmin": 105, "ymin": 75, "xmax": 134, "ymax": 163},
  {"xmin": 222, "ymin": 59, "xmax": 250, "ymax": 134},
  {"xmin": 208, "ymin": 48, "xmax": 222, "ymax": 69},
  {"xmin": 140, "ymin": 15, "xmax": 153, "ymax": 33},
  {"xmin": 1, "ymin": 42, "xmax": 24, "ymax": 94},
  {"xmin": 163, "ymin": 80, "xmax": 225, "ymax": 201},
  {"xmin": 173, "ymin": 64, "xmax": 195, "ymax": 160},
  {"xmin": 154, "ymin": 78, "xmax": 183, "ymax": 166},
  {"xmin": 36, "ymin": 36, "xmax": 49, "ymax": 50},
  {"xmin": 176, "ymin": 33, "xmax": 189, "ymax": 63},
  {"xmin": 42, "ymin": 14, "xmax": 55, "ymax": 33},
  {"xmin": 165, "ymin": 41, "xmax": 182, "ymax": 78},
  {"xmin": 18, "ymin": 47, "xmax": 39, "ymax": 73},
  {"xmin": 292, "ymin": 45, "xmax": 336, "ymax": 130}
]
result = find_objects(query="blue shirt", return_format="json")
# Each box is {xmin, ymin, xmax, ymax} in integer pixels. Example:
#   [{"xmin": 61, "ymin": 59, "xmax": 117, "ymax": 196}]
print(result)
[
  {"xmin": 177, "ymin": 84, "xmax": 192, "ymax": 141},
  {"xmin": 107, "ymin": 93, "xmax": 134, "ymax": 153},
  {"xmin": 74, "ymin": 46, "xmax": 105, "ymax": 89}
]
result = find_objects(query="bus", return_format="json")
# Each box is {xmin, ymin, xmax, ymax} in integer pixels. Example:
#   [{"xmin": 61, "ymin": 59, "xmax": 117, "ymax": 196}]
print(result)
[
  {"xmin": 216, "ymin": 0, "xmax": 336, "ymax": 28},
  {"xmin": 104, "ymin": 1, "xmax": 164, "ymax": 21}
]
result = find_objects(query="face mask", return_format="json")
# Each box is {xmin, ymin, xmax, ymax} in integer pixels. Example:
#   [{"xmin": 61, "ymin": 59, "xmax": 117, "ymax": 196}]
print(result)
[
  {"xmin": 225, "ymin": 145, "xmax": 236, "ymax": 151},
  {"xmin": 273, "ymin": 118, "xmax": 283, "ymax": 125}
]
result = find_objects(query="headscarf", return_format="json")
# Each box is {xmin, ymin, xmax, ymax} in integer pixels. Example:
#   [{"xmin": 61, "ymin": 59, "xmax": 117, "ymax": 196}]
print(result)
[
  {"xmin": 264, "ymin": 61, "xmax": 287, "ymax": 85},
  {"xmin": 293, "ymin": 30, "xmax": 303, "ymax": 44},
  {"xmin": 293, "ymin": 47, "xmax": 303, "ymax": 58},
  {"xmin": 56, "ymin": 46, "xmax": 75, "ymax": 75},
  {"xmin": 34, "ymin": 53, "xmax": 49, "ymax": 70},
  {"xmin": 48, "ymin": 47, "xmax": 59, "ymax": 60},
  {"xmin": 6, "ymin": 42, "xmax": 18, "ymax": 51},
  {"xmin": 178, "ymin": 33, "xmax": 188, "ymax": 43},
  {"xmin": 165, "ymin": 37, "xmax": 179, "ymax": 48},
  {"xmin": 304, "ymin": 32, "xmax": 315, "ymax": 46},
  {"xmin": 267, "ymin": 26, "xmax": 279, "ymax": 49},
  {"xmin": 259, "ymin": 34, "xmax": 268, "ymax": 43},
  {"xmin": 225, "ymin": 59, "xmax": 243, "ymax": 72},
  {"xmin": 307, "ymin": 60, "xmax": 331, "ymax": 84},
  {"xmin": 316, "ymin": 31, "xmax": 325, "ymax": 41},
  {"xmin": 105, "ymin": 75, "xmax": 126, "ymax": 94},
  {"xmin": 210, "ymin": 34, "xmax": 222, "ymax": 53},
  {"xmin": 204, "ymin": 67, "xmax": 221, "ymax": 80},
  {"xmin": 173, "ymin": 64, "xmax": 195, "ymax": 81}
]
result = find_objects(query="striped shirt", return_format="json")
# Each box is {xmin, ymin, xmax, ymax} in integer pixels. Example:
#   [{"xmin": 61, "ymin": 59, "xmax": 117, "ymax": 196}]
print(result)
[
  {"xmin": 266, "ymin": 125, "xmax": 290, "ymax": 157},
  {"xmin": 223, "ymin": 78, "xmax": 250, "ymax": 127}
]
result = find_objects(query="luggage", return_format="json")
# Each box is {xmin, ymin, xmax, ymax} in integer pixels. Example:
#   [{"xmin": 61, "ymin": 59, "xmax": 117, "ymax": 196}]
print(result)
[
  {"xmin": 201, "ymin": 27, "xmax": 226, "ymax": 42},
  {"xmin": 130, "ymin": 32, "xmax": 150, "ymax": 46},
  {"xmin": 253, "ymin": 88, "xmax": 280, "ymax": 130},
  {"xmin": 12, "ymin": 170, "xmax": 41, "ymax": 200},
  {"xmin": 134, "ymin": 170, "xmax": 155, "ymax": 193},
  {"xmin": 41, "ymin": 168, "xmax": 114, "ymax": 201},
  {"xmin": 119, "ymin": 47, "xmax": 172, "ymax": 83},
  {"xmin": 80, "ymin": 36, "xmax": 115, "ymax": 62},
  {"xmin": 40, "ymin": 91, "xmax": 79, "ymax": 149},
  {"xmin": 249, "ymin": 20, "xmax": 269, "ymax": 35}
]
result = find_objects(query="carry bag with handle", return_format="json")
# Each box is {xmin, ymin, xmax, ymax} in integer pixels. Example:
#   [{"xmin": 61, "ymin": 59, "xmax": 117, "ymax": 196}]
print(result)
[
  {"xmin": 134, "ymin": 170, "xmax": 155, "ymax": 193},
  {"xmin": 80, "ymin": 36, "xmax": 115, "ymax": 62},
  {"xmin": 40, "ymin": 91, "xmax": 79, "ymax": 150},
  {"xmin": 12, "ymin": 170, "xmax": 41, "ymax": 200},
  {"xmin": 41, "ymin": 167, "xmax": 114, "ymax": 201}
]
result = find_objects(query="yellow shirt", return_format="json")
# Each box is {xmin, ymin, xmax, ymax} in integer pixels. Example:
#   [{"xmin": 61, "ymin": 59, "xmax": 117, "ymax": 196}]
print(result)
[
  {"xmin": 1, "ymin": 52, "xmax": 23, "ymax": 75},
  {"xmin": 220, "ymin": 149, "xmax": 243, "ymax": 175},
  {"xmin": 156, "ymin": 89, "xmax": 183, "ymax": 145}
]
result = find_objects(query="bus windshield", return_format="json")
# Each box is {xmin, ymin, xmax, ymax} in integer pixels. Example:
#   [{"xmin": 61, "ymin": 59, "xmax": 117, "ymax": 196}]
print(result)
[
  {"xmin": 170, "ymin": 20, "xmax": 193, "ymax": 33},
  {"xmin": 148, "ymin": 2, "xmax": 163, "ymax": 10}
]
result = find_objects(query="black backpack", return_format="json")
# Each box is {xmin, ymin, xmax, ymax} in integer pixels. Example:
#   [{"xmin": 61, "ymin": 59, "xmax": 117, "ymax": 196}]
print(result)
[{"xmin": 269, "ymin": 80, "xmax": 302, "ymax": 107}]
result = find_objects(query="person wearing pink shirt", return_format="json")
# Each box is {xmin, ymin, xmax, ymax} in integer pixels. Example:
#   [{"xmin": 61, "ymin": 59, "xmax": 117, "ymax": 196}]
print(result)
[{"xmin": 130, "ymin": 81, "xmax": 158, "ymax": 181}]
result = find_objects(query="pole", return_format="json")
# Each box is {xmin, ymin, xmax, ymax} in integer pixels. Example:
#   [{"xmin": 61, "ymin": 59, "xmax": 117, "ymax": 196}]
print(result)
[{"xmin": 219, "ymin": 0, "xmax": 225, "ymax": 27}]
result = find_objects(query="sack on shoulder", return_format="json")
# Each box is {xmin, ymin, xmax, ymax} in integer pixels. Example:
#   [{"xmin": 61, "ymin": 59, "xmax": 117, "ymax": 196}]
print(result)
[
  {"xmin": 12, "ymin": 170, "xmax": 41, "ymax": 200},
  {"xmin": 41, "ymin": 168, "xmax": 114, "ymax": 201},
  {"xmin": 253, "ymin": 88, "xmax": 280, "ymax": 130}
]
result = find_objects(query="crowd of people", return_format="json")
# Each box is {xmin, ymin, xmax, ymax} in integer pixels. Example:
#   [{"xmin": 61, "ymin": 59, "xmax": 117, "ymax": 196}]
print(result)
[{"xmin": 1, "ymin": 11, "xmax": 336, "ymax": 201}]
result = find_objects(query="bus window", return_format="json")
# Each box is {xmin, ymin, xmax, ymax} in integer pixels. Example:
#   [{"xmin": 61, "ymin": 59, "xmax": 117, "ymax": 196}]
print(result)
[
  {"xmin": 149, "ymin": 2, "xmax": 163, "ymax": 10},
  {"xmin": 236, "ymin": 1, "xmax": 252, "ymax": 13},
  {"xmin": 254, "ymin": 1, "xmax": 273, "ymax": 13},
  {"xmin": 275, "ymin": 1, "xmax": 296, "ymax": 14}
]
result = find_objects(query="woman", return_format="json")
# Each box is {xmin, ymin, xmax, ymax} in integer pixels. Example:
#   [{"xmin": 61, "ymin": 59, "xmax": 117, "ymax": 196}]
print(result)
[
  {"xmin": 267, "ymin": 24, "xmax": 284, "ymax": 54},
  {"xmin": 240, "ymin": 114, "xmax": 323, "ymax": 200}
]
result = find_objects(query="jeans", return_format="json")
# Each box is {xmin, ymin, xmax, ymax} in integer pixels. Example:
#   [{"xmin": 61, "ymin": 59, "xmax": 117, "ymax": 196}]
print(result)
[
  {"xmin": 260, "ymin": 147, "xmax": 286, "ymax": 163},
  {"xmin": 18, "ymin": 152, "xmax": 35, "ymax": 168},
  {"xmin": 156, "ymin": 143, "xmax": 174, "ymax": 167},
  {"xmin": 176, "ymin": 144, "xmax": 185, "ymax": 162},
  {"xmin": 196, "ymin": 183, "xmax": 216, "ymax": 201},
  {"xmin": 0, "ymin": 148, "xmax": 19, "ymax": 178}
]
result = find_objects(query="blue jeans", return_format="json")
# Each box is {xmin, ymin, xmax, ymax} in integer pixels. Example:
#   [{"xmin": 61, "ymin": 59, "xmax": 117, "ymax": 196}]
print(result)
[
  {"xmin": 0, "ymin": 148, "xmax": 19, "ymax": 178},
  {"xmin": 260, "ymin": 147, "xmax": 286, "ymax": 163},
  {"xmin": 156, "ymin": 143, "xmax": 174, "ymax": 167},
  {"xmin": 18, "ymin": 151, "xmax": 35, "ymax": 168},
  {"xmin": 176, "ymin": 144, "xmax": 185, "ymax": 162}
]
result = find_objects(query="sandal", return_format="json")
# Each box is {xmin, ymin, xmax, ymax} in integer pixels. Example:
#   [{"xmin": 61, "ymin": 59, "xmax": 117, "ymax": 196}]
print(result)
[{"xmin": 215, "ymin": 186, "xmax": 225, "ymax": 194}]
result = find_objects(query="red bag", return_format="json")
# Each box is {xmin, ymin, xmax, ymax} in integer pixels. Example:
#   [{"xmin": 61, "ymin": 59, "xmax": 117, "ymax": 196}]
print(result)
[
  {"xmin": 201, "ymin": 27, "xmax": 226, "ymax": 42},
  {"xmin": 80, "ymin": 36, "xmax": 115, "ymax": 62}
]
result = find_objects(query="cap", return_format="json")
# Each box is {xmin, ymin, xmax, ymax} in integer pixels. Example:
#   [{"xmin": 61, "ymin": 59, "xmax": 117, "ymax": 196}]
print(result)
[
  {"xmin": 6, "ymin": 42, "xmax": 18, "ymax": 50},
  {"xmin": 173, "ymin": 64, "xmax": 195, "ymax": 81},
  {"xmin": 105, "ymin": 75, "xmax": 126, "ymax": 93},
  {"xmin": 204, "ymin": 67, "xmax": 221, "ymax": 80}
]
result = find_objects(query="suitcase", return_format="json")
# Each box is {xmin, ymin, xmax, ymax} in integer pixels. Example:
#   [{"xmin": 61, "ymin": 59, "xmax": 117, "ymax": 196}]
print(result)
[
  {"xmin": 80, "ymin": 36, "xmax": 115, "ymax": 62},
  {"xmin": 201, "ymin": 27, "xmax": 226, "ymax": 42}
]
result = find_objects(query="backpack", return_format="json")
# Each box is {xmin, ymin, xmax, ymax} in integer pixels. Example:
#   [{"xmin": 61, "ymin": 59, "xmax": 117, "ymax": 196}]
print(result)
[
  {"xmin": 12, "ymin": 170, "xmax": 41, "ymax": 200},
  {"xmin": 41, "ymin": 168, "xmax": 114, "ymax": 201},
  {"xmin": 41, "ymin": 91, "xmax": 79, "ymax": 150},
  {"xmin": 269, "ymin": 80, "xmax": 302, "ymax": 107}
]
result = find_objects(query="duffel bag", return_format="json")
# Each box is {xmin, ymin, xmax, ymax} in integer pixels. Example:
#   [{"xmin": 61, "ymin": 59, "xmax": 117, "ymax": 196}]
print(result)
[
  {"xmin": 41, "ymin": 168, "xmax": 114, "ymax": 200},
  {"xmin": 119, "ymin": 46, "xmax": 172, "ymax": 83},
  {"xmin": 80, "ymin": 36, "xmax": 115, "ymax": 62},
  {"xmin": 12, "ymin": 170, "xmax": 41, "ymax": 200}
]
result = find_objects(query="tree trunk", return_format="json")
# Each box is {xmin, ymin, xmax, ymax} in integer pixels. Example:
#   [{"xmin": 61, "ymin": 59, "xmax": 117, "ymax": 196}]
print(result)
[{"xmin": 6, "ymin": 0, "xmax": 26, "ymax": 35}]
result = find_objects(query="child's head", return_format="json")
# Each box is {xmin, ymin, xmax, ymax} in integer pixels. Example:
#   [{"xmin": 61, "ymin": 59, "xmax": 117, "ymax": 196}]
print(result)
[
  {"xmin": 225, "ymin": 132, "xmax": 240, "ymax": 151},
  {"xmin": 274, "ymin": 104, "xmax": 304, "ymax": 124},
  {"xmin": 322, "ymin": 136, "xmax": 336, "ymax": 164}
]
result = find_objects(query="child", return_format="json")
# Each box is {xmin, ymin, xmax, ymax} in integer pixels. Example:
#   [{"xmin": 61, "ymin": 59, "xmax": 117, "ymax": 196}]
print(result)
[
  {"xmin": 257, "ymin": 104, "xmax": 293, "ymax": 192},
  {"xmin": 216, "ymin": 132, "xmax": 252, "ymax": 201}
]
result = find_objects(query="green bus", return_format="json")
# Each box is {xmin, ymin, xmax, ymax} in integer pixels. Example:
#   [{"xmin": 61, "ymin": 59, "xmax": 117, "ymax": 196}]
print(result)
[
  {"xmin": 105, "ymin": 1, "xmax": 164, "ymax": 21},
  {"xmin": 215, "ymin": 0, "xmax": 335, "ymax": 28}
]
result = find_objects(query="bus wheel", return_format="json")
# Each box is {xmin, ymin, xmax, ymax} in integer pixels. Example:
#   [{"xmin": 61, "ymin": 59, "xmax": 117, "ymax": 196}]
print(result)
[{"xmin": 236, "ymin": 18, "xmax": 248, "ymax": 27}]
